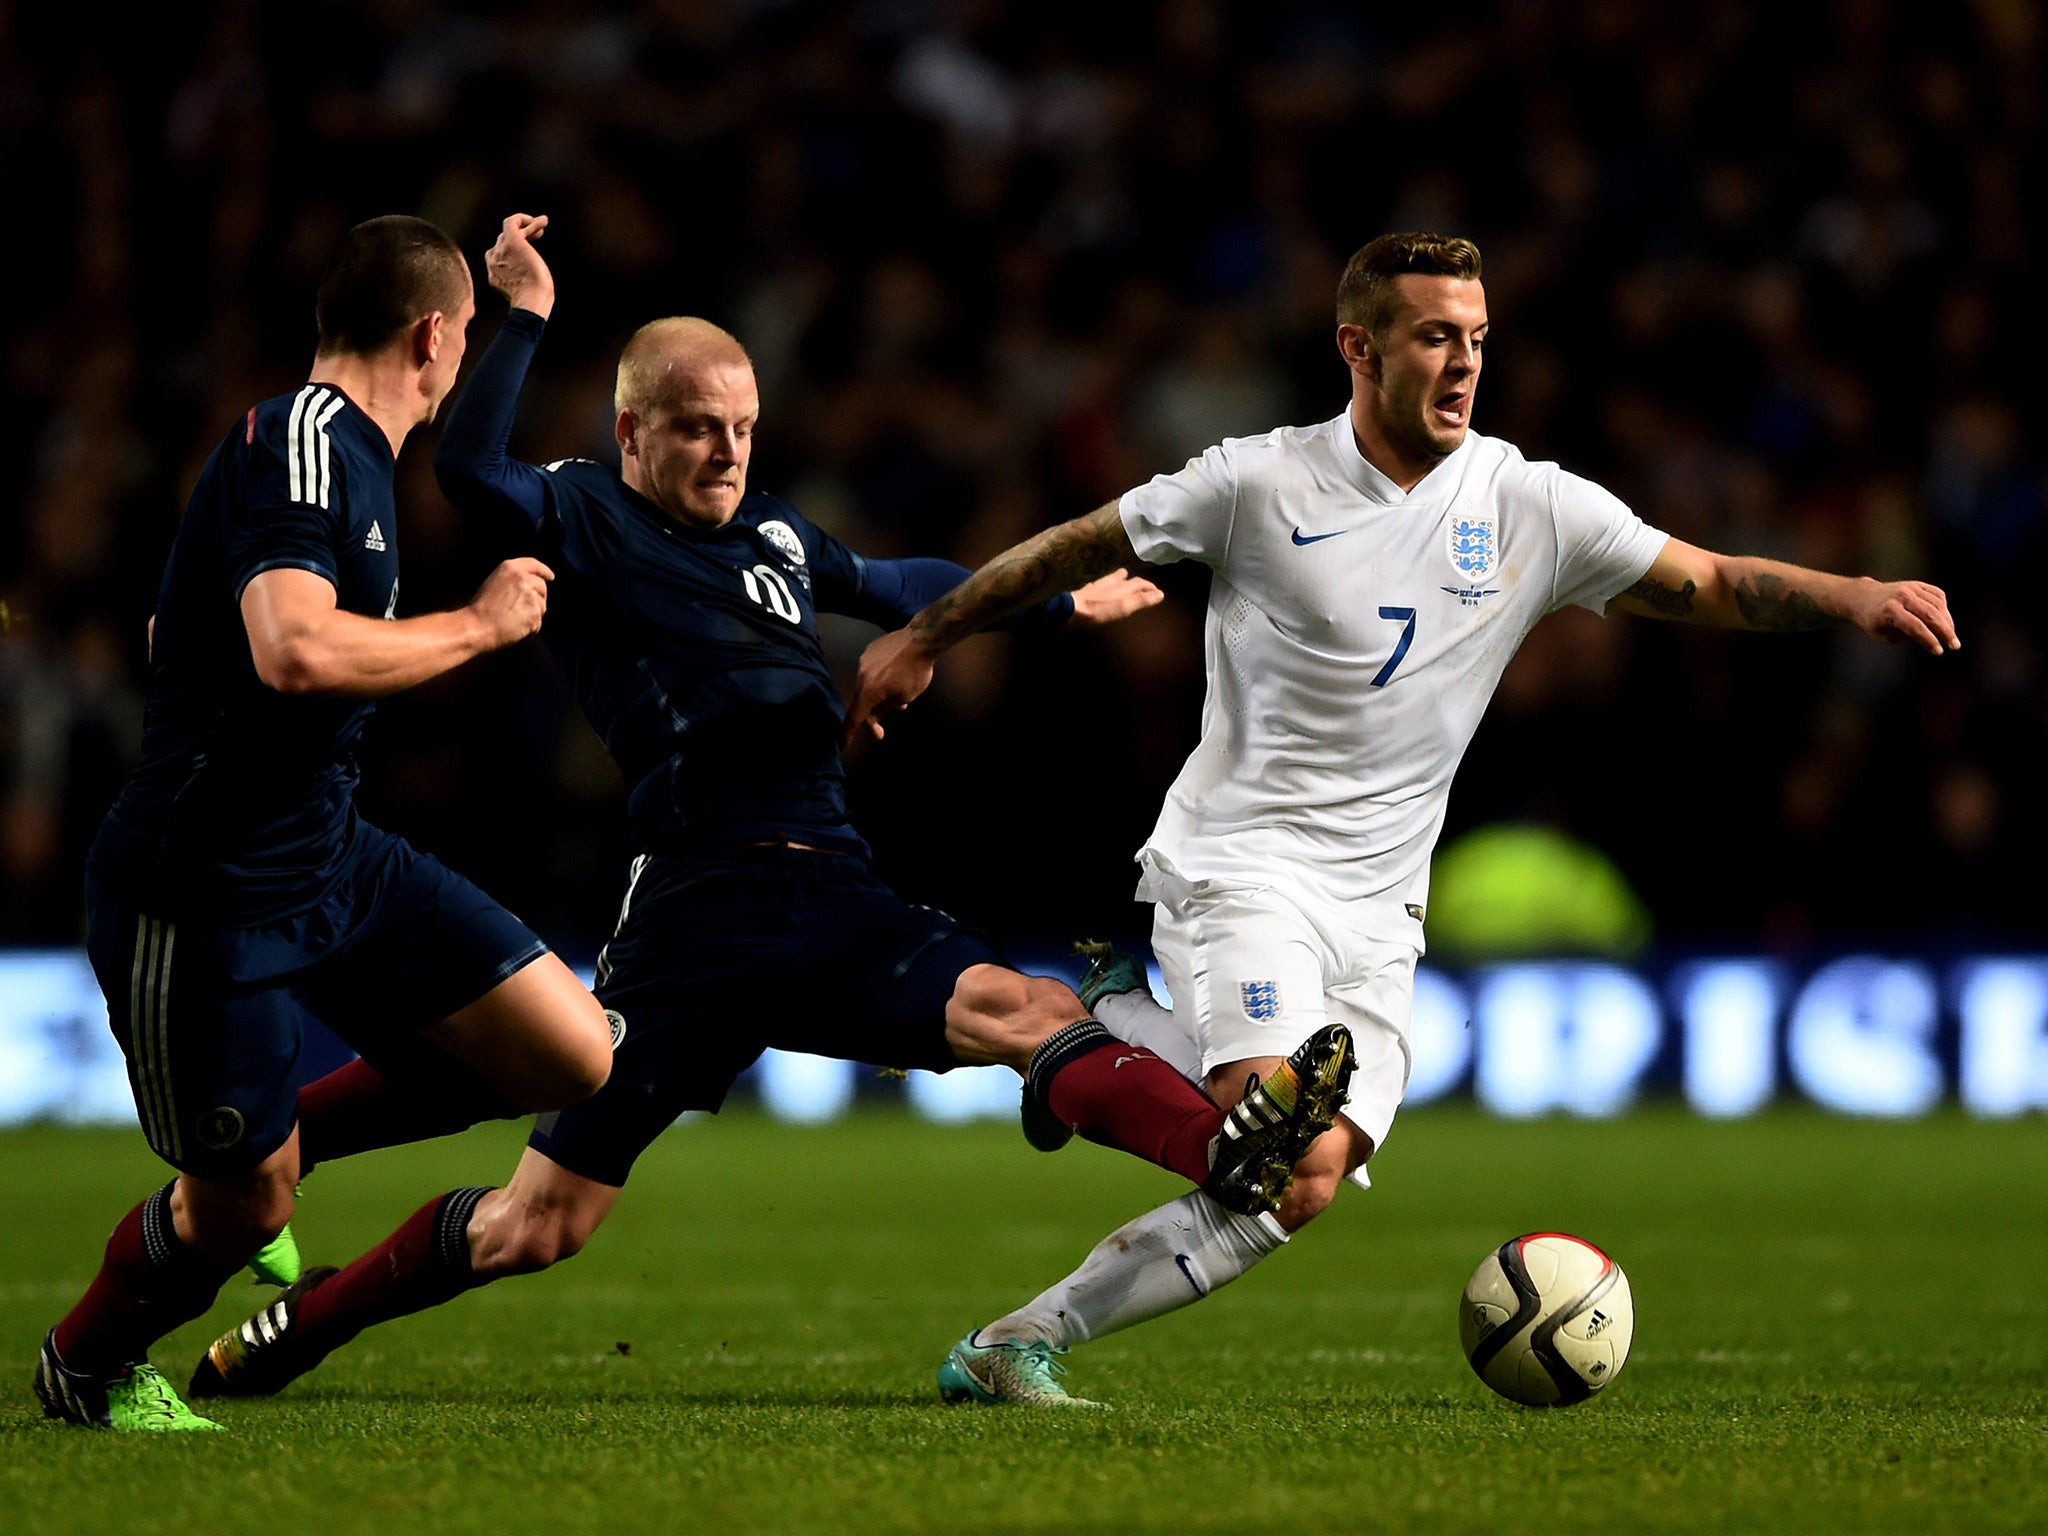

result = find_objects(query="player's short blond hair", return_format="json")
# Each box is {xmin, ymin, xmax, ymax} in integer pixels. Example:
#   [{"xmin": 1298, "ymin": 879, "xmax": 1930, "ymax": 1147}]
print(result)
[
  {"xmin": 1335, "ymin": 233, "xmax": 1484, "ymax": 342},
  {"xmin": 614, "ymin": 317, "xmax": 753, "ymax": 416}
]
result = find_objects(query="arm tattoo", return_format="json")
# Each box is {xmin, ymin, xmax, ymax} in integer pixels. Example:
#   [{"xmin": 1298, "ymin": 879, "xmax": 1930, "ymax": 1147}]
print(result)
[
  {"xmin": 908, "ymin": 504, "xmax": 1137, "ymax": 649},
  {"xmin": 1733, "ymin": 572, "xmax": 1835, "ymax": 631},
  {"xmin": 1620, "ymin": 574, "xmax": 1697, "ymax": 618}
]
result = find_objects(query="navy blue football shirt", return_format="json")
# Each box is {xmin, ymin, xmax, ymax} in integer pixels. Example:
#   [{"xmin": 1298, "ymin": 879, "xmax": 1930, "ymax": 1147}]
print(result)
[
  {"xmin": 94, "ymin": 386, "xmax": 402, "ymax": 919},
  {"xmin": 436, "ymin": 308, "xmax": 1071, "ymax": 857}
]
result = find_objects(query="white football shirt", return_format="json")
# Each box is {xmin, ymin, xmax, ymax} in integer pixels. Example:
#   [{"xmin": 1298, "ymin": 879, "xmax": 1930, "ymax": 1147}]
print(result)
[{"xmin": 1119, "ymin": 412, "xmax": 1667, "ymax": 947}]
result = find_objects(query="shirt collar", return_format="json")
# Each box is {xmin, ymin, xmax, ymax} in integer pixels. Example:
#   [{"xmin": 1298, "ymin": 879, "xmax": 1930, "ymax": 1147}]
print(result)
[{"xmin": 1331, "ymin": 409, "xmax": 1473, "ymax": 506}]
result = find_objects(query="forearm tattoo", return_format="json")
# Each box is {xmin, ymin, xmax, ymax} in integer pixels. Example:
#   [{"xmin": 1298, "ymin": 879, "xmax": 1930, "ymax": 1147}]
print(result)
[
  {"xmin": 1733, "ymin": 571, "xmax": 1835, "ymax": 631},
  {"xmin": 1620, "ymin": 574, "xmax": 1697, "ymax": 618},
  {"xmin": 909, "ymin": 505, "xmax": 1134, "ymax": 648}
]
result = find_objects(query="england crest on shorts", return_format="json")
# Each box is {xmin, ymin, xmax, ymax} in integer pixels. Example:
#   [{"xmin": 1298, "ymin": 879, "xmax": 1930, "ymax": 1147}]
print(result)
[
  {"xmin": 1448, "ymin": 513, "xmax": 1498, "ymax": 583},
  {"xmin": 1241, "ymin": 980, "xmax": 1281, "ymax": 1021}
]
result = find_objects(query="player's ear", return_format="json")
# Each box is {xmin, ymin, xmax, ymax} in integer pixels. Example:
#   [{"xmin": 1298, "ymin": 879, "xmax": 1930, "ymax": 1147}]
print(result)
[
  {"xmin": 615, "ymin": 408, "xmax": 637, "ymax": 457},
  {"xmin": 1336, "ymin": 323, "xmax": 1377, "ymax": 380},
  {"xmin": 417, "ymin": 312, "xmax": 445, "ymax": 366}
]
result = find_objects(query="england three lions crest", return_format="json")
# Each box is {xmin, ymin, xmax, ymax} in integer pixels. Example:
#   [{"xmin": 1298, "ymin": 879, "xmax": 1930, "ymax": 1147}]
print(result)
[{"xmin": 1448, "ymin": 514, "xmax": 1498, "ymax": 582}]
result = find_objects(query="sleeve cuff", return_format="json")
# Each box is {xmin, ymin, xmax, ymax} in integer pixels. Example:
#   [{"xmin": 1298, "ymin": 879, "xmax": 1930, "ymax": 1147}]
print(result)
[{"xmin": 233, "ymin": 558, "xmax": 339, "ymax": 604}]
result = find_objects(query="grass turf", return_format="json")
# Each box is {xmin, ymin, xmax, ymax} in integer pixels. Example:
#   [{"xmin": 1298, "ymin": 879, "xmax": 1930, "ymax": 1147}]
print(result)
[{"xmin": 1, "ymin": 1107, "xmax": 2044, "ymax": 1535}]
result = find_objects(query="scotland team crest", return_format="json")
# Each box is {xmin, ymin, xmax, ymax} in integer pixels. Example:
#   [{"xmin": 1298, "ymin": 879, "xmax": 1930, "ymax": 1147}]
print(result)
[
  {"xmin": 1448, "ymin": 514, "xmax": 1498, "ymax": 583},
  {"xmin": 758, "ymin": 519, "xmax": 807, "ymax": 567}
]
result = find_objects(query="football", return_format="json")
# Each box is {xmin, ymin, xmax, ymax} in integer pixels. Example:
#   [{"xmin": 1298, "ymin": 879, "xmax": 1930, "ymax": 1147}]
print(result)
[{"xmin": 1459, "ymin": 1232, "xmax": 1634, "ymax": 1406}]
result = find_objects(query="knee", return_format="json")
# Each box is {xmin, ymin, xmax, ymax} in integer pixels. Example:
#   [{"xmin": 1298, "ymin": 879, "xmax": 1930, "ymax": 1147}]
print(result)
[
  {"xmin": 177, "ymin": 1167, "xmax": 295, "ymax": 1259},
  {"xmin": 1273, "ymin": 1126, "xmax": 1361, "ymax": 1233},
  {"xmin": 533, "ymin": 1000, "xmax": 613, "ymax": 1110},
  {"xmin": 556, "ymin": 1037, "xmax": 612, "ymax": 1109},
  {"xmin": 1275, "ymin": 1166, "xmax": 1341, "ymax": 1232}
]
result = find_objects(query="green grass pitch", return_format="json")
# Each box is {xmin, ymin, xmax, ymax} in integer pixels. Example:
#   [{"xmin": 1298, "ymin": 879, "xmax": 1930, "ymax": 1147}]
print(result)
[{"xmin": 2, "ymin": 1107, "xmax": 2044, "ymax": 1535}]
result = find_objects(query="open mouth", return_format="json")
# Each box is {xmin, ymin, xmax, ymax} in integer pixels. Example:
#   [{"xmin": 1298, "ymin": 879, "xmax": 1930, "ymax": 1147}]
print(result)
[{"xmin": 1432, "ymin": 391, "xmax": 1469, "ymax": 428}]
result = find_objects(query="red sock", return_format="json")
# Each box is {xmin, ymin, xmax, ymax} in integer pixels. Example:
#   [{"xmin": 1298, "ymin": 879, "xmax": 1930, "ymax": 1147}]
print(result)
[
  {"xmin": 1036, "ymin": 1025, "xmax": 1222, "ymax": 1185},
  {"xmin": 290, "ymin": 1187, "xmax": 495, "ymax": 1361},
  {"xmin": 297, "ymin": 1059, "xmax": 515, "ymax": 1172},
  {"xmin": 52, "ymin": 1184, "xmax": 238, "ymax": 1376}
]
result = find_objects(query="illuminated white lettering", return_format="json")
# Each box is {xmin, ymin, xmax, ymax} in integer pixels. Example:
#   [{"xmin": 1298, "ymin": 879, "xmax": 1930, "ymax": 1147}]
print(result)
[
  {"xmin": 1787, "ymin": 958, "xmax": 1941, "ymax": 1116},
  {"xmin": 1474, "ymin": 963, "xmax": 1660, "ymax": 1118},
  {"xmin": 1676, "ymin": 961, "xmax": 1785, "ymax": 1118},
  {"xmin": 1955, "ymin": 958, "xmax": 2048, "ymax": 1117}
]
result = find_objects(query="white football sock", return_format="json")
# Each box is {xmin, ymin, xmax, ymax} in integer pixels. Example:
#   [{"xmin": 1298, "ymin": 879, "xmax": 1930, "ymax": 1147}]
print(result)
[
  {"xmin": 978, "ymin": 1191, "xmax": 1287, "ymax": 1350},
  {"xmin": 1093, "ymin": 988, "xmax": 1201, "ymax": 1079}
]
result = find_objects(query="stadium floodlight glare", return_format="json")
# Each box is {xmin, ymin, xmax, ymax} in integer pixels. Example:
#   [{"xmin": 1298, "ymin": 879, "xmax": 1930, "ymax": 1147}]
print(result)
[
  {"xmin": 754, "ymin": 1049, "xmax": 857, "ymax": 1124},
  {"xmin": 0, "ymin": 950, "xmax": 137, "ymax": 1126},
  {"xmin": 904, "ymin": 1064, "xmax": 1024, "ymax": 1123},
  {"xmin": 1676, "ymin": 960, "xmax": 1784, "ymax": 1118},
  {"xmin": 1954, "ymin": 959, "xmax": 2048, "ymax": 1118},
  {"xmin": 1787, "ymin": 957, "xmax": 1943, "ymax": 1117},
  {"xmin": 1404, "ymin": 965, "xmax": 1472, "ymax": 1105}
]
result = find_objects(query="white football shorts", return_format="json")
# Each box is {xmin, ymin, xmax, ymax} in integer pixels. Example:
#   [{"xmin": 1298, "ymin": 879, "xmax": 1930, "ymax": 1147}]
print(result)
[{"xmin": 1145, "ymin": 873, "xmax": 1417, "ymax": 1186}]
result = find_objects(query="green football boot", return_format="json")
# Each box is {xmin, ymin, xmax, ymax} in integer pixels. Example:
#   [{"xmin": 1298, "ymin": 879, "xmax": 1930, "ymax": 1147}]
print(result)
[
  {"xmin": 34, "ymin": 1331, "xmax": 223, "ymax": 1431},
  {"xmin": 247, "ymin": 1223, "xmax": 302, "ymax": 1287},
  {"xmin": 937, "ymin": 1332, "xmax": 1108, "ymax": 1409},
  {"xmin": 1201, "ymin": 1022, "xmax": 1356, "ymax": 1217}
]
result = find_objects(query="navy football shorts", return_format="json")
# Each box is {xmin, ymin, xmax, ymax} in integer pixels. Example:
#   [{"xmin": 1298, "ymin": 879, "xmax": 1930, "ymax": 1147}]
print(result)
[
  {"xmin": 528, "ymin": 846, "xmax": 1002, "ymax": 1187},
  {"xmin": 85, "ymin": 819, "xmax": 547, "ymax": 1177}
]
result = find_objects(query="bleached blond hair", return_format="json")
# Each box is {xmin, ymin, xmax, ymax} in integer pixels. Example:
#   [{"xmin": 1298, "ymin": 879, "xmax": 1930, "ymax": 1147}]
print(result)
[{"xmin": 614, "ymin": 317, "xmax": 753, "ymax": 416}]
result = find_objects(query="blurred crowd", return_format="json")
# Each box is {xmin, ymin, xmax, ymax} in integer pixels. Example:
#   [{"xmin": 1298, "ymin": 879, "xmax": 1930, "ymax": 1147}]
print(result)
[{"xmin": 2, "ymin": 0, "xmax": 2041, "ymax": 957}]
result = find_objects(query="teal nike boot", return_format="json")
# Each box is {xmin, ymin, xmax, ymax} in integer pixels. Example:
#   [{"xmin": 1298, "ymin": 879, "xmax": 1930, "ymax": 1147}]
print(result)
[{"xmin": 937, "ymin": 1332, "xmax": 1107, "ymax": 1409}]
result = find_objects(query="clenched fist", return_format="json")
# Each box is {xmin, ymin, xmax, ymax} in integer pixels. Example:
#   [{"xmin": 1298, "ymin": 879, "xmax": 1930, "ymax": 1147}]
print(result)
[{"xmin": 469, "ymin": 557, "xmax": 555, "ymax": 648}]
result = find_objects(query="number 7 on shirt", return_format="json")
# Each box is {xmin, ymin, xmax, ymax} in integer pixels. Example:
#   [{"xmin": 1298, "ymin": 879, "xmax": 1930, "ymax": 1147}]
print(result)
[{"xmin": 1371, "ymin": 606, "xmax": 1416, "ymax": 687}]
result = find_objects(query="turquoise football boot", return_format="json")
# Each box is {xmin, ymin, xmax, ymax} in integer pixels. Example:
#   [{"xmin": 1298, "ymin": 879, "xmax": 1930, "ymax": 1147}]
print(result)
[{"xmin": 937, "ymin": 1332, "xmax": 1107, "ymax": 1409}]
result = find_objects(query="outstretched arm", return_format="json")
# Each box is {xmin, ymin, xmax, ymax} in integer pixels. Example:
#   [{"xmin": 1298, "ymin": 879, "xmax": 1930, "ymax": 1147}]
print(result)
[
  {"xmin": 843, "ymin": 501, "xmax": 1143, "ymax": 741},
  {"xmin": 1607, "ymin": 537, "xmax": 1959, "ymax": 655},
  {"xmin": 434, "ymin": 214, "xmax": 558, "ymax": 528},
  {"xmin": 843, "ymin": 556, "xmax": 1160, "ymax": 633}
]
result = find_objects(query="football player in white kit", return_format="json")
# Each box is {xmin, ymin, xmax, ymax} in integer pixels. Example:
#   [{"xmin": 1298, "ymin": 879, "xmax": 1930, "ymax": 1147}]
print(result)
[{"xmin": 847, "ymin": 232, "xmax": 1959, "ymax": 1407}]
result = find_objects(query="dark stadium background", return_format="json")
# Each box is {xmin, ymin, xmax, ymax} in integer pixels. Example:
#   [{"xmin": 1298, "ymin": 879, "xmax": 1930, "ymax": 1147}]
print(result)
[{"xmin": 2, "ymin": 0, "xmax": 2040, "ymax": 966}]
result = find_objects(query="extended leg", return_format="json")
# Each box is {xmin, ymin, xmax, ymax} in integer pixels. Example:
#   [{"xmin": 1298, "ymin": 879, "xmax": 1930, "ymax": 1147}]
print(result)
[
  {"xmin": 943, "ymin": 964, "xmax": 1351, "ymax": 1215},
  {"xmin": 190, "ymin": 1147, "xmax": 618, "ymax": 1399},
  {"xmin": 941, "ymin": 1119, "xmax": 1369, "ymax": 1407}
]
